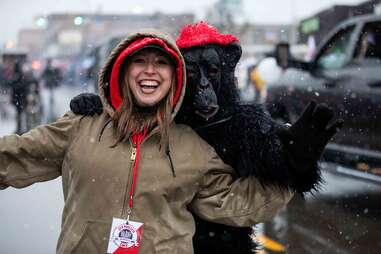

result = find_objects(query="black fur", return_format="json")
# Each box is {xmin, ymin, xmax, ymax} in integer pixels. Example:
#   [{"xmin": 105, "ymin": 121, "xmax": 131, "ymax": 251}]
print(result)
[
  {"xmin": 177, "ymin": 43, "xmax": 321, "ymax": 193},
  {"xmin": 175, "ymin": 44, "xmax": 321, "ymax": 254}
]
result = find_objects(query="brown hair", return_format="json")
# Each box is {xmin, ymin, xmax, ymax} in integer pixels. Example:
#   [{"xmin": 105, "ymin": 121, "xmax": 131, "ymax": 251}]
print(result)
[{"xmin": 111, "ymin": 60, "xmax": 175, "ymax": 151}]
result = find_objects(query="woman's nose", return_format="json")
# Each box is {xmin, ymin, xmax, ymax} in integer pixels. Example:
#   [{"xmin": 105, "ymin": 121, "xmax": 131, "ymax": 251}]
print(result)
[{"xmin": 144, "ymin": 62, "xmax": 156, "ymax": 75}]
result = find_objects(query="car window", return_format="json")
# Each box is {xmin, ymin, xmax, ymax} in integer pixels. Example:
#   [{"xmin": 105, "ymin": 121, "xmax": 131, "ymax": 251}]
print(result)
[
  {"xmin": 316, "ymin": 25, "xmax": 355, "ymax": 69},
  {"xmin": 353, "ymin": 21, "xmax": 381, "ymax": 62}
]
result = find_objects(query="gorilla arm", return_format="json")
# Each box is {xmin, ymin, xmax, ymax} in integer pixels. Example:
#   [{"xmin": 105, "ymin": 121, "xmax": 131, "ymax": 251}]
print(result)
[{"xmin": 229, "ymin": 102, "xmax": 341, "ymax": 194}]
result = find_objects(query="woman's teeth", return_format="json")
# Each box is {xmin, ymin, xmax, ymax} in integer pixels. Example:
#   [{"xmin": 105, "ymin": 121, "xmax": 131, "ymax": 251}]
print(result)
[
  {"xmin": 139, "ymin": 80, "xmax": 159, "ymax": 94},
  {"xmin": 139, "ymin": 80, "xmax": 159, "ymax": 87}
]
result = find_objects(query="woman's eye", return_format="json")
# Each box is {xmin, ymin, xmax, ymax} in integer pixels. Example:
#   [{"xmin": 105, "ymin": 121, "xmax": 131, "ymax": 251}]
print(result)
[
  {"xmin": 133, "ymin": 58, "xmax": 145, "ymax": 63},
  {"xmin": 156, "ymin": 58, "xmax": 170, "ymax": 65}
]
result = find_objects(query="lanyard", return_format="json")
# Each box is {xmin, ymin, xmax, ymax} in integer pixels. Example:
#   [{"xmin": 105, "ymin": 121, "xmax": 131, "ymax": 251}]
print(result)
[{"xmin": 127, "ymin": 128, "xmax": 147, "ymax": 221}]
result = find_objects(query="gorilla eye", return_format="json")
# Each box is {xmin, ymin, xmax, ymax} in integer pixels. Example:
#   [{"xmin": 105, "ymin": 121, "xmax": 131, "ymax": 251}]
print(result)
[
  {"xmin": 186, "ymin": 66, "xmax": 197, "ymax": 78},
  {"xmin": 209, "ymin": 66, "xmax": 219, "ymax": 75}
]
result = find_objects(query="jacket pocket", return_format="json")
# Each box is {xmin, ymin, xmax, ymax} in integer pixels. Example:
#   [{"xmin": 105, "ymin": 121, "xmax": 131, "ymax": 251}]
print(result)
[{"xmin": 71, "ymin": 220, "xmax": 110, "ymax": 254}]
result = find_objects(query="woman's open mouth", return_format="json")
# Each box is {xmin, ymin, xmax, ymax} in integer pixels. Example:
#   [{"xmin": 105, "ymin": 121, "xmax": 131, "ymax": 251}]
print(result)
[{"xmin": 139, "ymin": 80, "xmax": 159, "ymax": 94}]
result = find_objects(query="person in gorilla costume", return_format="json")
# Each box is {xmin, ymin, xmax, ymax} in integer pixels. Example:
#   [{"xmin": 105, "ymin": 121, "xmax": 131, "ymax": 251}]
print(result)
[{"xmin": 70, "ymin": 22, "xmax": 342, "ymax": 253}]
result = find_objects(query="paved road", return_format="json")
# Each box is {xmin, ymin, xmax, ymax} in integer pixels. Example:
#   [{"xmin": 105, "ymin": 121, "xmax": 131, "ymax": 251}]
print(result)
[{"xmin": 260, "ymin": 164, "xmax": 381, "ymax": 254}]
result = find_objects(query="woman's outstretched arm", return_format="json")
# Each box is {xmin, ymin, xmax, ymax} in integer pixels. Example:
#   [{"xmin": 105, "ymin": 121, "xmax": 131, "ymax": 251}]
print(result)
[{"xmin": 0, "ymin": 112, "xmax": 81, "ymax": 189}]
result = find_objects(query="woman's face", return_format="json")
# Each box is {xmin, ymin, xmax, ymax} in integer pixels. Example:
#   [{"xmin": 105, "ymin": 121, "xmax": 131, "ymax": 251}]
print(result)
[{"xmin": 126, "ymin": 48, "xmax": 175, "ymax": 107}]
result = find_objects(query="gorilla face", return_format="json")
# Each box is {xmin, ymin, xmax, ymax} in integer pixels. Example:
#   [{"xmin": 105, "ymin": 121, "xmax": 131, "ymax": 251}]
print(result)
[
  {"xmin": 182, "ymin": 47, "xmax": 221, "ymax": 120},
  {"xmin": 179, "ymin": 43, "xmax": 242, "ymax": 123}
]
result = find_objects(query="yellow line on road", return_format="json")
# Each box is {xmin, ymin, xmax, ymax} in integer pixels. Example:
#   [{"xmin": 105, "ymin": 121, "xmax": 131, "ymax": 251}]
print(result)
[{"xmin": 258, "ymin": 235, "xmax": 286, "ymax": 252}]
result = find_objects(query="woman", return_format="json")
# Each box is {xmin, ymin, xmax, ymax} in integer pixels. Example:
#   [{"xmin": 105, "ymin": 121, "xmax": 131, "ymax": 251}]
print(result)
[{"xmin": 0, "ymin": 30, "xmax": 293, "ymax": 254}]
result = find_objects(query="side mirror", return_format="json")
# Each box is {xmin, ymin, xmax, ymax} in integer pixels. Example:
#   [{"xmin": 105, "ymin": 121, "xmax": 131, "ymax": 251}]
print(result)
[
  {"xmin": 274, "ymin": 42, "xmax": 313, "ymax": 72},
  {"xmin": 275, "ymin": 42, "xmax": 291, "ymax": 69}
]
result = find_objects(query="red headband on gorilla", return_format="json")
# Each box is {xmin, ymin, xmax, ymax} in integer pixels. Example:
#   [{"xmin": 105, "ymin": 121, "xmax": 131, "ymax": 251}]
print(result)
[{"xmin": 176, "ymin": 21, "xmax": 240, "ymax": 49}]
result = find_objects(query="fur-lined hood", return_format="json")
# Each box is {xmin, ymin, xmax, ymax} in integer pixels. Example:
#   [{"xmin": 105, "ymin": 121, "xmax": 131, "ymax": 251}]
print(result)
[{"xmin": 97, "ymin": 30, "xmax": 186, "ymax": 121}]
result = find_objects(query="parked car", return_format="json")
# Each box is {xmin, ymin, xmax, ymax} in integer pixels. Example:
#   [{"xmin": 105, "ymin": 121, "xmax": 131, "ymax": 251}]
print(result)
[{"xmin": 264, "ymin": 15, "xmax": 381, "ymax": 181}]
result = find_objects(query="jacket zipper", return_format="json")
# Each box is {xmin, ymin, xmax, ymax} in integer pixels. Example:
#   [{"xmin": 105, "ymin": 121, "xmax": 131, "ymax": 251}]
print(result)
[
  {"xmin": 120, "ymin": 131, "xmax": 158, "ymax": 218},
  {"xmin": 121, "ymin": 144, "xmax": 137, "ymax": 218}
]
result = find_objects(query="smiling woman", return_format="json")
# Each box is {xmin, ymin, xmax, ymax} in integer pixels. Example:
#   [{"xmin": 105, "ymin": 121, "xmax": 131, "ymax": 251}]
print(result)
[
  {"xmin": 124, "ymin": 48, "xmax": 175, "ymax": 107},
  {"xmin": 108, "ymin": 37, "xmax": 183, "ymax": 148}
]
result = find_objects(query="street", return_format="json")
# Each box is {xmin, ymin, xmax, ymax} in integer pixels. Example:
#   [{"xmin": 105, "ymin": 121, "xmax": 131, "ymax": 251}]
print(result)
[{"xmin": 261, "ymin": 164, "xmax": 381, "ymax": 254}]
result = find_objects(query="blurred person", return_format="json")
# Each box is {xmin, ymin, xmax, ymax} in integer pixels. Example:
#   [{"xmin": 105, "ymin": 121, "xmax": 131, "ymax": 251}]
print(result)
[
  {"xmin": 6, "ymin": 61, "xmax": 36, "ymax": 134},
  {"xmin": 304, "ymin": 35, "xmax": 317, "ymax": 62},
  {"xmin": 0, "ymin": 63, "xmax": 10, "ymax": 119},
  {"xmin": 0, "ymin": 30, "xmax": 294, "ymax": 254},
  {"xmin": 83, "ymin": 55, "xmax": 98, "ymax": 93},
  {"xmin": 253, "ymin": 56, "xmax": 283, "ymax": 104},
  {"xmin": 41, "ymin": 58, "xmax": 62, "ymax": 89},
  {"xmin": 249, "ymin": 64, "xmax": 266, "ymax": 103},
  {"xmin": 0, "ymin": 61, "xmax": 20, "ymax": 119},
  {"xmin": 355, "ymin": 28, "xmax": 378, "ymax": 62},
  {"xmin": 24, "ymin": 63, "xmax": 42, "ymax": 129},
  {"xmin": 41, "ymin": 58, "xmax": 62, "ymax": 121}
]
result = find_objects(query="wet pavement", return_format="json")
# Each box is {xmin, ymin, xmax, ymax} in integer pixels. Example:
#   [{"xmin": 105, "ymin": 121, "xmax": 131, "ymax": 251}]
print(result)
[{"xmin": 260, "ymin": 163, "xmax": 381, "ymax": 254}]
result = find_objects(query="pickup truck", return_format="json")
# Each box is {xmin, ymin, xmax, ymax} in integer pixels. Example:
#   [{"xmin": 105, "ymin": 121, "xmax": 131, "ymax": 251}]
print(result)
[{"xmin": 264, "ymin": 14, "xmax": 381, "ymax": 182}]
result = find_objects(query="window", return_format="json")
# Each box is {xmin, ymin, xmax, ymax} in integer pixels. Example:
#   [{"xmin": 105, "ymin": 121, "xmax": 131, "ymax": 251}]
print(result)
[
  {"xmin": 316, "ymin": 26, "xmax": 355, "ymax": 69},
  {"xmin": 353, "ymin": 21, "xmax": 381, "ymax": 62}
]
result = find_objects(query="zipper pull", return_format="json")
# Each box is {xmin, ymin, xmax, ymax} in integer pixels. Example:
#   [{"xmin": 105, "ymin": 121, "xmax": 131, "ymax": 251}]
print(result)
[{"xmin": 130, "ymin": 147, "xmax": 137, "ymax": 161}]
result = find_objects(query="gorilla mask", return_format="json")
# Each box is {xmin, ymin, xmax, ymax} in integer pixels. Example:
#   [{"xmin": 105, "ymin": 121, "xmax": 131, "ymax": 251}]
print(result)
[
  {"xmin": 183, "ymin": 47, "xmax": 220, "ymax": 119},
  {"xmin": 176, "ymin": 22, "xmax": 242, "ymax": 121}
]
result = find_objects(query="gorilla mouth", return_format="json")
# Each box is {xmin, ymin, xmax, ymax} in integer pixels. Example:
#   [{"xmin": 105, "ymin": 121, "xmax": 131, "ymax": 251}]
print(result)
[{"xmin": 195, "ymin": 105, "xmax": 219, "ymax": 120}]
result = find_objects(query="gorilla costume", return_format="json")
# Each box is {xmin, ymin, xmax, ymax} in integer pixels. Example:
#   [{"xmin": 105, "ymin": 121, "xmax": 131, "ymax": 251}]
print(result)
[{"xmin": 70, "ymin": 22, "xmax": 342, "ymax": 253}]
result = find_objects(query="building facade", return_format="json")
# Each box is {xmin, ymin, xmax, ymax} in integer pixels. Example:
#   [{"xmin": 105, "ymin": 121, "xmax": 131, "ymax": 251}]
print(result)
[{"xmin": 18, "ymin": 12, "xmax": 194, "ymax": 59}]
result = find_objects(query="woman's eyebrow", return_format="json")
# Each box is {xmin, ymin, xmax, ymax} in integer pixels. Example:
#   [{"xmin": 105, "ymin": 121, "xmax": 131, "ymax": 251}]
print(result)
[
  {"xmin": 156, "ymin": 52, "xmax": 171, "ymax": 58},
  {"xmin": 132, "ymin": 53, "xmax": 146, "ymax": 58}
]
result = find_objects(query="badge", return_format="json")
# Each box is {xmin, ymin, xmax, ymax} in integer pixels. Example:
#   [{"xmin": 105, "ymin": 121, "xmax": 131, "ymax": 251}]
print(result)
[{"xmin": 107, "ymin": 217, "xmax": 144, "ymax": 254}]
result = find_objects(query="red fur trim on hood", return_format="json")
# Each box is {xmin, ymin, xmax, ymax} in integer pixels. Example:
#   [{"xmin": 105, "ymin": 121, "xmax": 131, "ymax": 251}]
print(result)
[
  {"xmin": 110, "ymin": 37, "xmax": 183, "ymax": 110},
  {"xmin": 176, "ymin": 21, "xmax": 240, "ymax": 49}
]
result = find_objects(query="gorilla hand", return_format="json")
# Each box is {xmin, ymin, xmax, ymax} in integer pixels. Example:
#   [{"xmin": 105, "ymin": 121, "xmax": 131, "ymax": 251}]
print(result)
[
  {"xmin": 70, "ymin": 93, "xmax": 103, "ymax": 116},
  {"xmin": 277, "ymin": 101, "xmax": 343, "ymax": 173}
]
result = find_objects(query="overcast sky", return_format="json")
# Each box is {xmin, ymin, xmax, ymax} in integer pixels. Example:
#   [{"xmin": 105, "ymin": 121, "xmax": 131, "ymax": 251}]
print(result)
[{"xmin": 0, "ymin": 0, "xmax": 367, "ymax": 45}]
